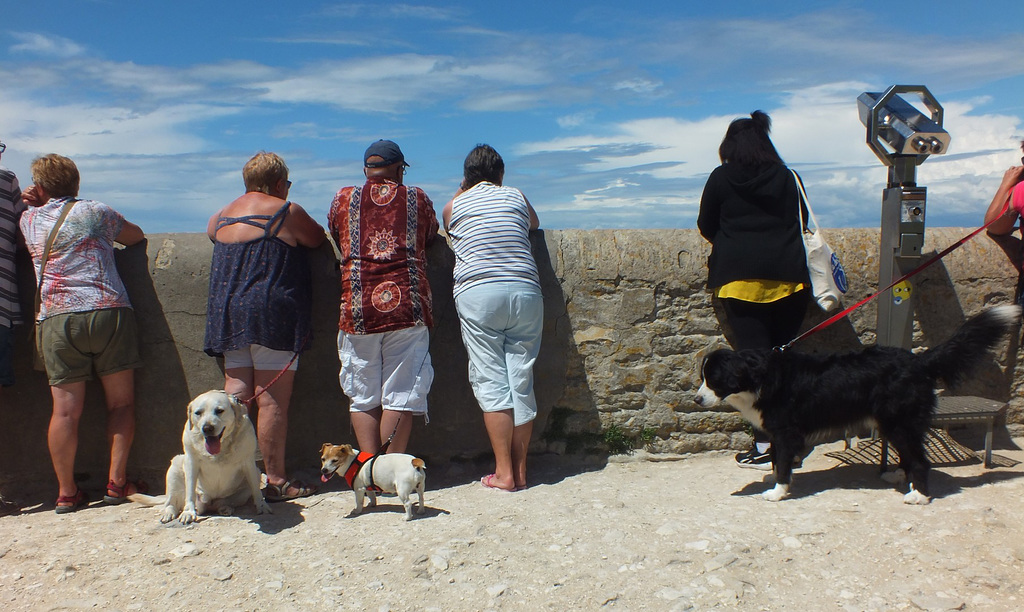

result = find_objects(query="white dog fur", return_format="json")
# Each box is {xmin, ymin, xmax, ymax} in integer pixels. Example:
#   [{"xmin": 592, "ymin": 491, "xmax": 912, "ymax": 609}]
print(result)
[
  {"xmin": 319, "ymin": 443, "xmax": 426, "ymax": 521},
  {"xmin": 130, "ymin": 390, "xmax": 272, "ymax": 524}
]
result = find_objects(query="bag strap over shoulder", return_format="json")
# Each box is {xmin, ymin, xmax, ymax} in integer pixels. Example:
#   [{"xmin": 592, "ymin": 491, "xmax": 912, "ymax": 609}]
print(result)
[
  {"xmin": 792, "ymin": 169, "xmax": 820, "ymax": 234},
  {"xmin": 34, "ymin": 198, "xmax": 77, "ymax": 318}
]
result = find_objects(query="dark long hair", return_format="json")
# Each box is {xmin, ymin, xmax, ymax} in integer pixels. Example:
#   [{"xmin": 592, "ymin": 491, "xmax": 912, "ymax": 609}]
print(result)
[
  {"xmin": 718, "ymin": 110, "xmax": 784, "ymax": 166},
  {"xmin": 462, "ymin": 144, "xmax": 504, "ymax": 189}
]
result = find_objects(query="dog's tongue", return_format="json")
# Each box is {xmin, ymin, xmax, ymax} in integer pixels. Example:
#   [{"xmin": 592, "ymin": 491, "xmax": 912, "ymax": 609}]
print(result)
[
  {"xmin": 321, "ymin": 473, "xmax": 332, "ymax": 483},
  {"xmin": 205, "ymin": 435, "xmax": 222, "ymax": 455}
]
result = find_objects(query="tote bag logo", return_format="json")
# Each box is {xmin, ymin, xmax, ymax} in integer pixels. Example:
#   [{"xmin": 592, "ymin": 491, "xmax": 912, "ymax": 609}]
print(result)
[{"xmin": 830, "ymin": 252, "xmax": 848, "ymax": 294}]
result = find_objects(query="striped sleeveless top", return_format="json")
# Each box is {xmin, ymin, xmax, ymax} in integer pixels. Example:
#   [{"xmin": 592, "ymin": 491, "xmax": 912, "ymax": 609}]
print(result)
[{"xmin": 448, "ymin": 182, "xmax": 540, "ymax": 298}]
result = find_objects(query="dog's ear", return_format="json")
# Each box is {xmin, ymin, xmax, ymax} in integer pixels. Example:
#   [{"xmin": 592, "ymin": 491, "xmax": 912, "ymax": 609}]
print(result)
[
  {"xmin": 186, "ymin": 397, "xmax": 196, "ymax": 430},
  {"xmin": 320, "ymin": 443, "xmax": 332, "ymax": 456},
  {"xmin": 739, "ymin": 350, "xmax": 770, "ymax": 388},
  {"xmin": 339, "ymin": 444, "xmax": 353, "ymax": 454},
  {"xmin": 694, "ymin": 338, "xmax": 730, "ymax": 379}
]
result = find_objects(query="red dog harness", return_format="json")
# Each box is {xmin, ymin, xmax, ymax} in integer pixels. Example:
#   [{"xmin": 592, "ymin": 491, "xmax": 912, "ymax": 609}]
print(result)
[{"xmin": 343, "ymin": 451, "xmax": 383, "ymax": 493}]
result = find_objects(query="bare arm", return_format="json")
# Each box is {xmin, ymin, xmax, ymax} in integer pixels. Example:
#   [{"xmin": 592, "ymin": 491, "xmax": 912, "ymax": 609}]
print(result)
[
  {"xmin": 206, "ymin": 210, "xmax": 220, "ymax": 241},
  {"xmin": 522, "ymin": 193, "xmax": 539, "ymax": 230},
  {"xmin": 287, "ymin": 203, "xmax": 327, "ymax": 248},
  {"xmin": 116, "ymin": 220, "xmax": 145, "ymax": 246},
  {"xmin": 984, "ymin": 166, "xmax": 1024, "ymax": 236},
  {"xmin": 442, "ymin": 199, "xmax": 454, "ymax": 231},
  {"xmin": 443, "ymin": 185, "xmax": 466, "ymax": 231}
]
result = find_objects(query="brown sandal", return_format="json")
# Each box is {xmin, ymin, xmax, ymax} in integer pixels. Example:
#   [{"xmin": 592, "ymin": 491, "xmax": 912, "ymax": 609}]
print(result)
[{"xmin": 264, "ymin": 479, "xmax": 317, "ymax": 502}]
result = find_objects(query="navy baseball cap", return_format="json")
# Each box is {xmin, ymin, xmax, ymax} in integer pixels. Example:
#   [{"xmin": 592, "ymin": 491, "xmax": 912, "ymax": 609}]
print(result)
[{"xmin": 363, "ymin": 139, "xmax": 408, "ymax": 168}]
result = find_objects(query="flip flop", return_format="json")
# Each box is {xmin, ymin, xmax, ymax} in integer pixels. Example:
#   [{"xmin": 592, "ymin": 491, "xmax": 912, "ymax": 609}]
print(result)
[
  {"xmin": 55, "ymin": 489, "xmax": 89, "ymax": 514},
  {"xmin": 264, "ymin": 479, "xmax": 317, "ymax": 502},
  {"xmin": 480, "ymin": 474, "xmax": 514, "ymax": 492}
]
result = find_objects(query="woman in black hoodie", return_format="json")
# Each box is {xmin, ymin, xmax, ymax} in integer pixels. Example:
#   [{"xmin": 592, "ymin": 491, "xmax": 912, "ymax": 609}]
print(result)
[{"xmin": 697, "ymin": 110, "xmax": 811, "ymax": 470}]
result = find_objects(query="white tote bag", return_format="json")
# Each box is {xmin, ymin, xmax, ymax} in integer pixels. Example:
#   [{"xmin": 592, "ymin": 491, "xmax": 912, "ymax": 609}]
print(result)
[{"xmin": 793, "ymin": 170, "xmax": 847, "ymax": 312}]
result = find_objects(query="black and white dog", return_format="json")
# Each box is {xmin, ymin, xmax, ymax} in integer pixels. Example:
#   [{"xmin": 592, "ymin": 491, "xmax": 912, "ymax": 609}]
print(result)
[{"xmin": 695, "ymin": 305, "xmax": 1020, "ymax": 504}]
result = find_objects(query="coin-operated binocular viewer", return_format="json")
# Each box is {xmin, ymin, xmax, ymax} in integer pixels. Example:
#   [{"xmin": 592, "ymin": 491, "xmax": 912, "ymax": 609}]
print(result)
[{"xmin": 857, "ymin": 85, "xmax": 950, "ymax": 349}]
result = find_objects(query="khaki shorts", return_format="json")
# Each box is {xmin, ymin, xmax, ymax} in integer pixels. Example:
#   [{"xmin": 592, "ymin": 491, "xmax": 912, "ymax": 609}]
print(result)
[{"xmin": 37, "ymin": 307, "xmax": 143, "ymax": 385}]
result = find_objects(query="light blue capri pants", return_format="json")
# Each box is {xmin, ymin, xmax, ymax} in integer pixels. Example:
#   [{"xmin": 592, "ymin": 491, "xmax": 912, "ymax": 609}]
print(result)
[{"xmin": 455, "ymin": 280, "xmax": 543, "ymax": 426}]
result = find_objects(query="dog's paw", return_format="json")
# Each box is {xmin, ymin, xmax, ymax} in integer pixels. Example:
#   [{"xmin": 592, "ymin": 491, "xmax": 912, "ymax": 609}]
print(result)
[
  {"xmin": 218, "ymin": 505, "xmax": 234, "ymax": 517},
  {"xmin": 761, "ymin": 483, "xmax": 790, "ymax": 502},
  {"xmin": 903, "ymin": 489, "xmax": 931, "ymax": 505},
  {"xmin": 159, "ymin": 507, "xmax": 178, "ymax": 524},
  {"xmin": 178, "ymin": 509, "xmax": 198, "ymax": 525},
  {"xmin": 255, "ymin": 500, "xmax": 273, "ymax": 515},
  {"xmin": 880, "ymin": 469, "xmax": 906, "ymax": 485}
]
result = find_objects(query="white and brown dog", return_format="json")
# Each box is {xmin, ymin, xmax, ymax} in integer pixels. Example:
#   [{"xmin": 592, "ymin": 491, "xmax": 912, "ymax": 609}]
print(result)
[
  {"xmin": 131, "ymin": 390, "xmax": 272, "ymax": 524},
  {"xmin": 319, "ymin": 443, "xmax": 426, "ymax": 520}
]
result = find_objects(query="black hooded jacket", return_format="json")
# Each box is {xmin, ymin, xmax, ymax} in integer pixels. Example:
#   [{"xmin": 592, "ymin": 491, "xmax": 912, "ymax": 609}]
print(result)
[{"xmin": 697, "ymin": 162, "xmax": 810, "ymax": 290}]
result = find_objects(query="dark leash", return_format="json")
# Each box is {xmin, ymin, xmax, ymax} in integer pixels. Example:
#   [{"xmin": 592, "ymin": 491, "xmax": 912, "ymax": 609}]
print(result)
[
  {"xmin": 778, "ymin": 211, "xmax": 1008, "ymax": 352},
  {"xmin": 342, "ymin": 419, "xmax": 402, "ymax": 493}
]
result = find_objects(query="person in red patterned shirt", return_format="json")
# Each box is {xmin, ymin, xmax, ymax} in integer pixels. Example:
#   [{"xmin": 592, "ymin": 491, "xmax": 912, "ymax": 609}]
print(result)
[{"xmin": 327, "ymin": 140, "xmax": 439, "ymax": 454}]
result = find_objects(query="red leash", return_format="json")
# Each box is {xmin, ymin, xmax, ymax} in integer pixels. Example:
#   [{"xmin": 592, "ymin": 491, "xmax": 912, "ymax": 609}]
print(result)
[
  {"xmin": 779, "ymin": 212, "xmax": 1007, "ymax": 351},
  {"xmin": 242, "ymin": 332, "xmax": 310, "ymax": 405}
]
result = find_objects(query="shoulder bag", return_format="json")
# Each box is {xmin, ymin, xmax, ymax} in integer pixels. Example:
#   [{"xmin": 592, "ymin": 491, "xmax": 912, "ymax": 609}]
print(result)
[{"xmin": 793, "ymin": 171, "xmax": 847, "ymax": 312}]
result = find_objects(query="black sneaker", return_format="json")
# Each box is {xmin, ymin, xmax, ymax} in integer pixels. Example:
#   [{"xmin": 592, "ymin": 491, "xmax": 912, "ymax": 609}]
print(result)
[{"xmin": 735, "ymin": 448, "xmax": 773, "ymax": 471}]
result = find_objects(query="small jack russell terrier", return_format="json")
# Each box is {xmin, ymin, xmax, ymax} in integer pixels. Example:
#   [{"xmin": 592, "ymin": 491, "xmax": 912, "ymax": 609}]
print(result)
[{"xmin": 319, "ymin": 443, "xmax": 426, "ymax": 520}]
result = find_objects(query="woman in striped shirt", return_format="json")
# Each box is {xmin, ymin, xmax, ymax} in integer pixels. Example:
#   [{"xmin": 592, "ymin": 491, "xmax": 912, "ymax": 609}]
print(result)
[{"xmin": 443, "ymin": 144, "xmax": 541, "ymax": 492}]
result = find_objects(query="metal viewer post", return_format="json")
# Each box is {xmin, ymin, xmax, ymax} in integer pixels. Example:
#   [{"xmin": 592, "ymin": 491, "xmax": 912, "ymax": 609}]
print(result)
[{"xmin": 857, "ymin": 85, "xmax": 950, "ymax": 348}]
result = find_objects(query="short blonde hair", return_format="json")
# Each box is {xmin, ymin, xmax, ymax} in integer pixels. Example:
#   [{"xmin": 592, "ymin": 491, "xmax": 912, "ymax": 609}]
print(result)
[
  {"xmin": 243, "ymin": 151, "xmax": 288, "ymax": 194},
  {"xmin": 31, "ymin": 154, "xmax": 80, "ymax": 198}
]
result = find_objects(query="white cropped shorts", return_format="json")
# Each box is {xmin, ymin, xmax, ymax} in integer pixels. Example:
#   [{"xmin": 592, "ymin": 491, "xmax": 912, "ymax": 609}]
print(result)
[
  {"xmin": 337, "ymin": 325, "xmax": 433, "ymax": 416},
  {"xmin": 223, "ymin": 344, "xmax": 299, "ymax": 371}
]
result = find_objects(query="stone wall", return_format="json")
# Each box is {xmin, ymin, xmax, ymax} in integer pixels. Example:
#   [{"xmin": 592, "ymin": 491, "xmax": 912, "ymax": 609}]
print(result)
[{"xmin": 3, "ymin": 228, "xmax": 1021, "ymax": 482}]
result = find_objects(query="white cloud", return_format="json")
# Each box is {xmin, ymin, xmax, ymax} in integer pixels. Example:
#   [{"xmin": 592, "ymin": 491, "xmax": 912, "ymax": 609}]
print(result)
[
  {"xmin": 9, "ymin": 32, "xmax": 85, "ymax": 58},
  {"xmin": 613, "ymin": 79, "xmax": 663, "ymax": 94},
  {"xmin": 557, "ymin": 112, "xmax": 594, "ymax": 129},
  {"xmin": 512, "ymin": 82, "xmax": 1024, "ymax": 229}
]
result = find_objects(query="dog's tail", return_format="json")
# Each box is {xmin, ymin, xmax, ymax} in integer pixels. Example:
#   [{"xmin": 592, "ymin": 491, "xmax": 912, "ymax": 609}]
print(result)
[
  {"xmin": 127, "ymin": 493, "xmax": 167, "ymax": 506},
  {"xmin": 920, "ymin": 304, "xmax": 1020, "ymax": 386}
]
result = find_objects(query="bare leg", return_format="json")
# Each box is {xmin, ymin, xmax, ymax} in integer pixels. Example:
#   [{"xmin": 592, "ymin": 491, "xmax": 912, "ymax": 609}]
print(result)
[
  {"xmin": 49, "ymin": 382, "xmax": 87, "ymax": 499},
  {"xmin": 253, "ymin": 369, "xmax": 295, "ymax": 492},
  {"xmin": 511, "ymin": 420, "xmax": 533, "ymax": 490},
  {"xmin": 98, "ymin": 369, "xmax": 136, "ymax": 491},
  {"xmin": 380, "ymin": 409, "xmax": 413, "ymax": 454},
  {"xmin": 224, "ymin": 366, "xmax": 255, "ymax": 400},
  {"xmin": 481, "ymin": 409, "xmax": 516, "ymax": 490},
  {"xmin": 225, "ymin": 365, "xmax": 258, "ymax": 457},
  {"xmin": 351, "ymin": 407, "xmax": 383, "ymax": 454}
]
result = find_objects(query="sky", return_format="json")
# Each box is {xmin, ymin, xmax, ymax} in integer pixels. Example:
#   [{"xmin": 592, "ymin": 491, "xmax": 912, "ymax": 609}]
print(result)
[{"xmin": 2, "ymin": 1, "xmax": 1024, "ymax": 234}]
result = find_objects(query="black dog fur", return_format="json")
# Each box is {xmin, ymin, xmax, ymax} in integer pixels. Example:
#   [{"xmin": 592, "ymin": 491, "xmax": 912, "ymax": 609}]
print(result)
[{"xmin": 695, "ymin": 305, "xmax": 1020, "ymax": 503}]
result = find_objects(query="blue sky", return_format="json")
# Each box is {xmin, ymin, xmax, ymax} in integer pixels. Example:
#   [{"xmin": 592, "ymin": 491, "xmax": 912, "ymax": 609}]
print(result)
[{"xmin": 2, "ymin": 1, "xmax": 1024, "ymax": 233}]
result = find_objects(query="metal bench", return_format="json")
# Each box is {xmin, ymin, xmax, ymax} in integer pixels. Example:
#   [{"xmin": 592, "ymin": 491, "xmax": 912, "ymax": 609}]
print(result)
[{"xmin": 879, "ymin": 395, "xmax": 1007, "ymax": 469}]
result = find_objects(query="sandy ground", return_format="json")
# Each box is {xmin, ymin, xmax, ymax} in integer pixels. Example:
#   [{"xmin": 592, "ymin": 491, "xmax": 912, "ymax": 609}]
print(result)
[{"xmin": 2, "ymin": 436, "xmax": 1024, "ymax": 612}]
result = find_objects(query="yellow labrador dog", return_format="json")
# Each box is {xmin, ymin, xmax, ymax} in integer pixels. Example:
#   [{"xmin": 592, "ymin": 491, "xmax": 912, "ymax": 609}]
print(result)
[{"xmin": 130, "ymin": 390, "xmax": 271, "ymax": 524}]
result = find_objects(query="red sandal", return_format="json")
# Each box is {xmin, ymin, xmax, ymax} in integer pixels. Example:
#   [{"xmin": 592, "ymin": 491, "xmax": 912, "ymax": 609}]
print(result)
[
  {"xmin": 55, "ymin": 489, "xmax": 89, "ymax": 514},
  {"xmin": 103, "ymin": 479, "xmax": 148, "ymax": 505}
]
